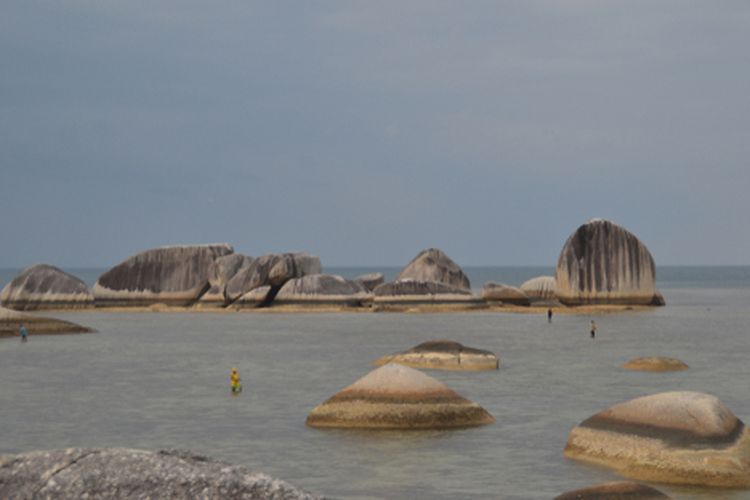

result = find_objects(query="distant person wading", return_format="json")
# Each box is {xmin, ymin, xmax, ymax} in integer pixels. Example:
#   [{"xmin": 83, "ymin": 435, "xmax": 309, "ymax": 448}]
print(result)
[
  {"xmin": 590, "ymin": 320, "xmax": 597, "ymax": 339},
  {"xmin": 19, "ymin": 324, "xmax": 28, "ymax": 342}
]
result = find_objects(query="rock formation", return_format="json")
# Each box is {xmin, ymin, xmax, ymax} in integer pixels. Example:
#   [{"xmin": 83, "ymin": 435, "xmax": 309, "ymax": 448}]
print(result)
[
  {"xmin": 225, "ymin": 252, "xmax": 321, "ymax": 304},
  {"xmin": 0, "ymin": 448, "xmax": 321, "ymax": 499},
  {"xmin": 274, "ymin": 274, "xmax": 370, "ymax": 307},
  {"xmin": 520, "ymin": 276, "xmax": 557, "ymax": 302},
  {"xmin": 481, "ymin": 283, "xmax": 530, "ymax": 306},
  {"xmin": 622, "ymin": 357, "xmax": 689, "ymax": 372},
  {"xmin": 0, "ymin": 307, "xmax": 94, "ymax": 337},
  {"xmin": 0, "ymin": 264, "xmax": 93, "ymax": 310},
  {"xmin": 306, "ymin": 363, "xmax": 494, "ymax": 429},
  {"xmin": 555, "ymin": 481, "xmax": 671, "ymax": 499},
  {"xmin": 397, "ymin": 248, "xmax": 470, "ymax": 290},
  {"xmin": 373, "ymin": 280, "xmax": 480, "ymax": 305},
  {"xmin": 373, "ymin": 340, "xmax": 499, "ymax": 371},
  {"xmin": 198, "ymin": 253, "xmax": 253, "ymax": 307},
  {"xmin": 555, "ymin": 219, "xmax": 663, "ymax": 305},
  {"xmin": 93, "ymin": 244, "xmax": 233, "ymax": 307},
  {"xmin": 354, "ymin": 272, "xmax": 385, "ymax": 292},
  {"xmin": 233, "ymin": 286, "xmax": 273, "ymax": 309},
  {"xmin": 564, "ymin": 391, "xmax": 750, "ymax": 487}
]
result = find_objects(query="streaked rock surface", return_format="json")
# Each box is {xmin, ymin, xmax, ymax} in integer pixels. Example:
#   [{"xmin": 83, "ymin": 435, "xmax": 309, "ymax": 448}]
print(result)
[
  {"xmin": 397, "ymin": 248, "xmax": 470, "ymax": 290},
  {"xmin": 0, "ymin": 307, "xmax": 94, "ymax": 337},
  {"xmin": 0, "ymin": 264, "xmax": 93, "ymax": 311},
  {"xmin": 0, "ymin": 448, "xmax": 321, "ymax": 499},
  {"xmin": 622, "ymin": 357, "xmax": 689, "ymax": 372},
  {"xmin": 234, "ymin": 286, "xmax": 273, "ymax": 309},
  {"xmin": 555, "ymin": 219, "xmax": 659, "ymax": 305},
  {"xmin": 520, "ymin": 275, "xmax": 557, "ymax": 301},
  {"xmin": 354, "ymin": 272, "xmax": 385, "ymax": 292},
  {"xmin": 198, "ymin": 253, "xmax": 253, "ymax": 307},
  {"xmin": 373, "ymin": 340, "xmax": 499, "ymax": 371},
  {"xmin": 225, "ymin": 252, "xmax": 321, "ymax": 304},
  {"xmin": 306, "ymin": 363, "xmax": 494, "ymax": 429},
  {"xmin": 555, "ymin": 481, "xmax": 671, "ymax": 499},
  {"xmin": 564, "ymin": 391, "xmax": 750, "ymax": 487},
  {"xmin": 93, "ymin": 244, "xmax": 233, "ymax": 307},
  {"xmin": 373, "ymin": 280, "xmax": 480, "ymax": 305},
  {"xmin": 274, "ymin": 274, "xmax": 370, "ymax": 306},
  {"xmin": 481, "ymin": 282, "xmax": 530, "ymax": 306}
]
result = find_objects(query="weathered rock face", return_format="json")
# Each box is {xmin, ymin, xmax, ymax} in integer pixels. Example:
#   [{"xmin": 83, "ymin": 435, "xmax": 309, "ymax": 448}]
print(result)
[
  {"xmin": 564, "ymin": 391, "xmax": 750, "ymax": 487},
  {"xmin": 225, "ymin": 252, "xmax": 321, "ymax": 304},
  {"xmin": 373, "ymin": 340, "xmax": 499, "ymax": 371},
  {"xmin": 622, "ymin": 357, "xmax": 689, "ymax": 372},
  {"xmin": 198, "ymin": 253, "xmax": 254, "ymax": 307},
  {"xmin": 373, "ymin": 280, "xmax": 480, "ymax": 305},
  {"xmin": 556, "ymin": 219, "xmax": 659, "ymax": 305},
  {"xmin": 0, "ymin": 264, "xmax": 93, "ymax": 311},
  {"xmin": 274, "ymin": 274, "xmax": 370, "ymax": 306},
  {"xmin": 520, "ymin": 276, "xmax": 557, "ymax": 301},
  {"xmin": 234, "ymin": 286, "xmax": 273, "ymax": 309},
  {"xmin": 481, "ymin": 283, "xmax": 530, "ymax": 306},
  {"xmin": 93, "ymin": 244, "xmax": 234, "ymax": 307},
  {"xmin": 354, "ymin": 272, "xmax": 385, "ymax": 292},
  {"xmin": 307, "ymin": 363, "xmax": 494, "ymax": 429},
  {"xmin": 0, "ymin": 307, "xmax": 94, "ymax": 337},
  {"xmin": 555, "ymin": 481, "xmax": 671, "ymax": 499},
  {"xmin": 397, "ymin": 248, "xmax": 470, "ymax": 290},
  {"xmin": 0, "ymin": 448, "xmax": 321, "ymax": 499}
]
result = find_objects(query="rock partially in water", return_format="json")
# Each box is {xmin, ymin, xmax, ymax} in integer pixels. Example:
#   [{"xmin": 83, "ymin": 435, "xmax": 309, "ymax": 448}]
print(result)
[
  {"xmin": 373, "ymin": 340, "xmax": 499, "ymax": 371},
  {"xmin": 556, "ymin": 219, "xmax": 659, "ymax": 305},
  {"xmin": 622, "ymin": 357, "xmax": 689, "ymax": 372},
  {"xmin": 481, "ymin": 282, "xmax": 530, "ymax": 306},
  {"xmin": 306, "ymin": 363, "xmax": 494, "ymax": 429},
  {"xmin": 274, "ymin": 274, "xmax": 371, "ymax": 307},
  {"xmin": 0, "ymin": 448, "xmax": 321, "ymax": 499},
  {"xmin": 0, "ymin": 307, "xmax": 94, "ymax": 338},
  {"xmin": 520, "ymin": 276, "xmax": 557, "ymax": 302},
  {"xmin": 233, "ymin": 286, "xmax": 273, "ymax": 309},
  {"xmin": 225, "ymin": 253, "xmax": 321, "ymax": 304},
  {"xmin": 0, "ymin": 264, "xmax": 93, "ymax": 311},
  {"xmin": 555, "ymin": 481, "xmax": 671, "ymax": 499},
  {"xmin": 354, "ymin": 272, "xmax": 385, "ymax": 292},
  {"xmin": 93, "ymin": 244, "xmax": 234, "ymax": 307},
  {"xmin": 564, "ymin": 391, "xmax": 750, "ymax": 487},
  {"xmin": 651, "ymin": 291, "xmax": 666, "ymax": 306},
  {"xmin": 373, "ymin": 280, "xmax": 481, "ymax": 305},
  {"xmin": 397, "ymin": 248, "xmax": 470, "ymax": 290},
  {"xmin": 197, "ymin": 253, "xmax": 254, "ymax": 307}
]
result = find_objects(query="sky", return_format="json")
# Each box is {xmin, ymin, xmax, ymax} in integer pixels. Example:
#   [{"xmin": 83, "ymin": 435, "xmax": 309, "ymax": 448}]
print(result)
[{"xmin": 1, "ymin": 1, "xmax": 749, "ymax": 268}]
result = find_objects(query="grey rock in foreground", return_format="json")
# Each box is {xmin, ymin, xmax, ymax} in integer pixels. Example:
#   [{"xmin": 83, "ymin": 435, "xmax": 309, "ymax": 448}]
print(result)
[
  {"xmin": 0, "ymin": 264, "xmax": 94, "ymax": 310},
  {"xmin": 0, "ymin": 307, "xmax": 94, "ymax": 337},
  {"xmin": 397, "ymin": 248, "xmax": 470, "ymax": 290},
  {"xmin": 0, "ymin": 448, "xmax": 322, "ymax": 499}
]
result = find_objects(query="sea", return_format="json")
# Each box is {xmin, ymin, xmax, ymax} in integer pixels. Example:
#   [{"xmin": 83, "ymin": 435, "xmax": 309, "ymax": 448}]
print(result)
[{"xmin": 1, "ymin": 266, "xmax": 750, "ymax": 499}]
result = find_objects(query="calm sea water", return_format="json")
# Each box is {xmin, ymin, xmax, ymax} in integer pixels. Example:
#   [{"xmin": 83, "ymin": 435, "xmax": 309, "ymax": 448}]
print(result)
[{"xmin": 2, "ymin": 267, "xmax": 750, "ymax": 499}]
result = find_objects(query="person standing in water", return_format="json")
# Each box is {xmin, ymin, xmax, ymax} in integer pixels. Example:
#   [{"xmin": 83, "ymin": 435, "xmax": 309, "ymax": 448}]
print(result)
[
  {"xmin": 19, "ymin": 324, "xmax": 28, "ymax": 342},
  {"xmin": 590, "ymin": 320, "xmax": 597, "ymax": 339},
  {"xmin": 230, "ymin": 368, "xmax": 242, "ymax": 394},
  {"xmin": 547, "ymin": 309, "xmax": 553, "ymax": 323}
]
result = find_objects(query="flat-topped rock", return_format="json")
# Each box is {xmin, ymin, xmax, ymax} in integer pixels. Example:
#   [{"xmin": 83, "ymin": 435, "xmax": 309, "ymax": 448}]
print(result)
[
  {"xmin": 564, "ymin": 391, "xmax": 750, "ymax": 487},
  {"xmin": 556, "ymin": 219, "xmax": 662, "ymax": 306},
  {"xmin": 0, "ymin": 264, "xmax": 93, "ymax": 310},
  {"xmin": 520, "ymin": 276, "xmax": 557, "ymax": 302},
  {"xmin": 481, "ymin": 282, "xmax": 530, "ymax": 306},
  {"xmin": 373, "ymin": 280, "xmax": 480, "ymax": 305},
  {"xmin": 93, "ymin": 244, "xmax": 234, "ymax": 307},
  {"xmin": 622, "ymin": 357, "xmax": 689, "ymax": 372},
  {"xmin": 373, "ymin": 340, "xmax": 499, "ymax": 371},
  {"xmin": 0, "ymin": 448, "xmax": 321, "ymax": 499},
  {"xmin": 225, "ymin": 252, "xmax": 321, "ymax": 304},
  {"xmin": 197, "ymin": 253, "xmax": 253, "ymax": 307},
  {"xmin": 274, "ymin": 274, "xmax": 370, "ymax": 306},
  {"xmin": 397, "ymin": 248, "xmax": 470, "ymax": 290},
  {"xmin": 0, "ymin": 307, "xmax": 94, "ymax": 337},
  {"xmin": 306, "ymin": 363, "xmax": 494, "ymax": 429},
  {"xmin": 354, "ymin": 272, "xmax": 385, "ymax": 291},
  {"xmin": 555, "ymin": 481, "xmax": 671, "ymax": 499}
]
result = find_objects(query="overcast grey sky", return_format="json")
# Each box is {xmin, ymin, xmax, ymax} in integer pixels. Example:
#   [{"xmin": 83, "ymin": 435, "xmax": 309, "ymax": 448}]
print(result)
[{"xmin": 1, "ymin": 1, "xmax": 748, "ymax": 268}]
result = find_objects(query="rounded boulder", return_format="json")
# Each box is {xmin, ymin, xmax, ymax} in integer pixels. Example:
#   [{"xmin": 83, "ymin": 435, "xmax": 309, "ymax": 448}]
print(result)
[
  {"xmin": 397, "ymin": 248, "xmax": 470, "ymax": 290},
  {"xmin": 373, "ymin": 340, "xmax": 499, "ymax": 371},
  {"xmin": 1, "ymin": 264, "xmax": 93, "ymax": 310}
]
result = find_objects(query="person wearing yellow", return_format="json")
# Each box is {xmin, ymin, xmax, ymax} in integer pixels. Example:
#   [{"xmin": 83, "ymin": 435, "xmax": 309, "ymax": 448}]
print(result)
[{"xmin": 230, "ymin": 368, "xmax": 242, "ymax": 394}]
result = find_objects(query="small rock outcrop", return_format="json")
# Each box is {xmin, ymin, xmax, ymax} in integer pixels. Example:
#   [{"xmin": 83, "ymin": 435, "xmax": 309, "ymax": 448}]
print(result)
[
  {"xmin": 397, "ymin": 248, "xmax": 470, "ymax": 290},
  {"xmin": 373, "ymin": 340, "xmax": 499, "ymax": 371},
  {"xmin": 354, "ymin": 272, "xmax": 385, "ymax": 292},
  {"xmin": 564, "ymin": 391, "xmax": 750, "ymax": 487},
  {"xmin": 555, "ymin": 481, "xmax": 671, "ymax": 499},
  {"xmin": 198, "ymin": 253, "xmax": 253, "ymax": 307},
  {"xmin": 555, "ymin": 219, "xmax": 660, "ymax": 306},
  {"xmin": 225, "ymin": 252, "xmax": 321, "ymax": 304},
  {"xmin": 274, "ymin": 274, "xmax": 370, "ymax": 307},
  {"xmin": 0, "ymin": 264, "xmax": 93, "ymax": 311},
  {"xmin": 373, "ymin": 280, "xmax": 479, "ymax": 305},
  {"xmin": 622, "ymin": 357, "xmax": 689, "ymax": 372},
  {"xmin": 0, "ymin": 448, "xmax": 321, "ymax": 499},
  {"xmin": 520, "ymin": 276, "xmax": 557, "ymax": 302},
  {"xmin": 0, "ymin": 307, "xmax": 94, "ymax": 337},
  {"xmin": 93, "ymin": 244, "xmax": 234, "ymax": 307},
  {"xmin": 306, "ymin": 363, "xmax": 494, "ymax": 429},
  {"xmin": 481, "ymin": 283, "xmax": 530, "ymax": 306}
]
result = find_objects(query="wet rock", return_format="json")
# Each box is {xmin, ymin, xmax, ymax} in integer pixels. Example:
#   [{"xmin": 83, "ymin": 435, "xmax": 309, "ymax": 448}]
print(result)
[
  {"xmin": 397, "ymin": 248, "xmax": 470, "ymax": 290},
  {"xmin": 0, "ymin": 448, "xmax": 321, "ymax": 499},
  {"xmin": 354, "ymin": 272, "xmax": 385, "ymax": 292},
  {"xmin": 93, "ymin": 244, "xmax": 234, "ymax": 307},
  {"xmin": 197, "ymin": 253, "xmax": 254, "ymax": 307},
  {"xmin": 555, "ymin": 481, "xmax": 671, "ymax": 499},
  {"xmin": 373, "ymin": 340, "xmax": 499, "ymax": 371},
  {"xmin": 225, "ymin": 253, "xmax": 321, "ymax": 304},
  {"xmin": 622, "ymin": 357, "xmax": 688, "ymax": 372},
  {"xmin": 373, "ymin": 280, "xmax": 480, "ymax": 305},
  {"xmin": 481, "ymin": 283, "xmax": 530, "ymax": 306},
  {"xmin": 556, "ymin": 219, "xmax": 659, "ymax": 305},
  {"xmin": 564, "ymin": 391, "xmax": 750, "ymax": 487},
  {"xmin": 274, "ymin": 274, "xmax": 370, "ymax": 307},
  {"xmin": 307, "ymin": 363, "xmax": 494, "ymax": 429},
  {"xmin": 520, "ymin": 276, "xmax": 557, "ymax": 302},
  {"xmin": 0, "ymin": 264, "xmax": 93, "ymax": 311},
  {"xmin": 0, "ymin": 307, "xmax": 94, "ymax": 338}
]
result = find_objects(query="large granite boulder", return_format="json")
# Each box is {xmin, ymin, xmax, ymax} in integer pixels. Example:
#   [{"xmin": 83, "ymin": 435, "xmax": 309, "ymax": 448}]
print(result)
[
  {"xmin": 555, "ymin": 481, "xmax": 671, "ymax": 499},
  {"xmin": 622, "ymin": 357, "xmax": 689, "ymax": 372},
  {"xmin": 0, "ymin": 307, "xmax": 94, "ymax": 337},
  {"xmin": 555, "ymin": 219, "xmax": 663, "ymax": 306},
  {"xmin": 564, "ymin": 391, "xmax": 750, "ymax": 487},
  {"xmin": 307, "ymin": 363, "xmax": 494, "ymax": 429},
  {"xmin": 0, "ymin": 264, "xmax": 93, "ymax": 311},
  {"xmin": 354, "ymin": 272, "xmax": 385, "ymax": 292},
  {"xmin": 225, "ymin": 252, "xmax": 321, "ymax": 304},
  {"xmin": 0, "ymin": 448, "xmax": 321, "ymax": 499},
  {"xmin": 397, "ymin": 248, "xmax": 470, "ymax": 290},
  {"xmin": 93, "ymin": 244, "xmax": 234, "ymax": 307},
  {"xmin": 274, "ymin": 274, "xmax": 370, "ymax": 307},
  {"xmin": 373, "ymin": 340, "xmax": 499, "ymax": 371},
  {"xmin": 520, "ymin": 275, "xmax": 557, "ymax": 302},
  {"xmin": 481, "ymin": 282, "xmax": 530, "ymax": 306},
  {"xmin": 198, "ymin": 253, "xmax": 254, "ymax": 307},
  {"xmin": 373, "ymin": 280, "xmax": 480, "ymax": 305}
]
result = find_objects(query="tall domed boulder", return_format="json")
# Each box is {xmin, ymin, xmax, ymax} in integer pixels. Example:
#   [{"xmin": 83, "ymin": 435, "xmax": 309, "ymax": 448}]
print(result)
[
  {"xmin": 274, "ymin": 274, "xmax": 370, "ymax": 307},
  {"xmin": 306, "ymin": 363, "xmax": 494, "ymax": 429},
  {"xmin": 197, "ymin": 253, "xmax": 253, "ymax": 307},
  {"xmin": 397, "ymin": 248, "xmax": 470, "ymax": 290},
  {"xmin": 520, "ymin": 276, "xmax": 557, "ymax": 302},
  {"xmin": 225, "ymin": 252, "xmax": 321, "ymax": 304},
  {"xmin": 93, "ymin": 244, "xmax": 234, "ymax": 307},
  {"xmin": 556, "ymin": 219, "xmax": 662, "ymax": 305},
  {"xmin": 0, "ymin": 264, "xmax": 93, "ymax": 310},
  {"xmin": 564, "ymin": 391, "xmax": 750, "ymax": 487},
  {"xmin": 373, "ymin": 341, "xmax": 499, "ymax": 371}
]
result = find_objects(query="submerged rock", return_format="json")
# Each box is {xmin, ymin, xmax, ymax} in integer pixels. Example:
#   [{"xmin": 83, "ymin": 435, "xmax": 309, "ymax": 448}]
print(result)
[
  {"xmin": 0, "ymin": 307, "xmax": 94, "ymax": 337},
  {"xmin": 0, "ymin": 264, "xmax": 93, "ymax": 311},
  {"xmin": 306, "ymin": 363, "xmax": 494, "ymax": 429},
  {"xmin": 481, "ymin": 283, "xmax": 530, "ymax": 306},
  {"xmin": 397, "ymin": 248, "xmax": 470, "ymax": 290},
  {"xmin": 555, "ymin": 481, "xmax": 671, "ymax": 499},
  {"xmin": 93, "ymin": 244, "xmax": 233, "ymax": 307},
  {"xmin": 622, "ymin": 357, "xmax": 689, "ymax": 372},
  {"xmin": 354, "ymin": 272, "xmax": 385, "ymax": 292},
  {"xmin": 225, "ymin": 252, "xmax": 321, "ymax": 304},
  {"xmin": 274, "ymin": 274, "xmax": 370, "ymax": 306},
  {"xmin": 373, "ymin": 280, "xmax": 480, "ymax": 305},
  {"xmin": 0, "ymin": 448, "xmax": 321, "ymax": 499},
  {"xmin": 564, "ymin": 391, "xmax": 750, "ymax": 487},
  {"xmin": 556, "ymin": 219, "xmax": 659, "ymax": 305},
  {"xmin": 373, "ymin": 340, "xmax": 499, "ymax": 371},
  {"xmin": 520, "ymin": 276, "xmax": 557, "ymax": 302}
]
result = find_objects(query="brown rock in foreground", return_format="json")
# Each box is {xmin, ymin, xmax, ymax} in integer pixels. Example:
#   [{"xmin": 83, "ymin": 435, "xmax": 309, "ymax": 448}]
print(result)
[
  {"xmin": 0, "ymin": 307, "xmax": 94, "ymax": 337},
  {"xmin": 0, "ymin": 264, "xmax": 93, "ymax": 310},
  {"xmin": 306, "ymin": 363, "xmax": 494, "ymax": 429},
  {"xmin": 564, "ymin": 391, "xmax": 750, "ymax": 487},
  {"xmin": 397, "ymin": 248, "xmax": 470, "ymax": 290},
  {"xmin": 622, "ymin": 357, "xmax": 688, "ymax": 372},
  {"xmin": 373, "ymin": 340, "xmax": 499, "ymax": 371},
  {"xmin": 555, "ymin": 481, "xmax": 671, "ymax": 499}
]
